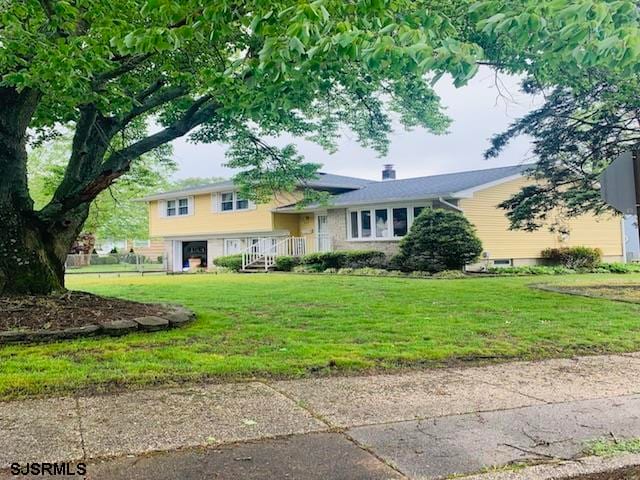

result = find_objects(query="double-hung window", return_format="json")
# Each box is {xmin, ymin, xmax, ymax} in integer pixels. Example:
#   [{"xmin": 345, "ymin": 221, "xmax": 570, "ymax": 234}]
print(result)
[
  {"xmin": 165, "ymin": 197, "xmax": 190, "ymax": 217},
  {"xmin": 178, "ymin": 198, "xmax": 189, "ymax": 215},
  {"xmin": 221, "ymin": 192, "xmax": 234, "ymax": 211},
  {"xmin": 218, "ymin": 192, "xmax": 251, "ymax": 212},
  {"xmin": 348, "ymin": 204, "xmax": 429, "ymax": 240},
  {"xmin": 166, "ymin": 200, "xmax": 177, "ymax": 217}
]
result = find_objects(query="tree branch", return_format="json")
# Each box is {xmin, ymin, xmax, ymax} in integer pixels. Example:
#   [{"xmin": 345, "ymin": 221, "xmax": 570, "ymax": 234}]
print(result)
[
  {"xmin": 39, "ymin": 95, "xmax": 218, "ymax": 220},
  {"xmin": 92, "ymin": 53, "xmax": 153, "ymax": 89},
  {"xmin": 116, "ymin": 85, "xmax": 189, "ymax": 129}
]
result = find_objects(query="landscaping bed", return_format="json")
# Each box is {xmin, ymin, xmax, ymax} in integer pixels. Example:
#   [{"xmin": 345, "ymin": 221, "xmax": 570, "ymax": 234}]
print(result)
[
  {"xmin": 534, "ymin": 284, "xmax": 640, "ymax": 304},
  {"xmin": 0, "ymin": 291, "xmax": 195, "ymax": 344}
]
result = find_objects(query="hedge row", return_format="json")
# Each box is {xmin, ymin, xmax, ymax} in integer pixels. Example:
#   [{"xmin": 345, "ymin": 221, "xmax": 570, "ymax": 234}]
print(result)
[
  {"xmin": 488, "ymin": 262, "xmax": 640, "ymax": 276},
  {"xmin": 213, "ymin": 254, "xmax": 243, "ymax": 271},
  {"xmin": 275, "ymin": 250, "xmax": 387, "ymax": 271},
  {"xmin": 541, "ymin": 246, "xmax": 602, "ymax": 269}
]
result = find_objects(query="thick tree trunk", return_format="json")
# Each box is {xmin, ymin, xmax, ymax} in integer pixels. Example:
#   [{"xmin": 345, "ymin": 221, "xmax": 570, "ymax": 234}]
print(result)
[
  {"xmin": 0, "ymin": 86, "xmax": 87, "ymax": 295},
  {"xmin": 0, "ymin": 206, "xmax": 66, "ymax": 294}
]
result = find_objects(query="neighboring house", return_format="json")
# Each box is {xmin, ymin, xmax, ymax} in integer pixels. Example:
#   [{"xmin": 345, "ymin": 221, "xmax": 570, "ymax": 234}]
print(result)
[{"xmin": 138, "ymin": 164, "xmax": 625, "ymax": 272}]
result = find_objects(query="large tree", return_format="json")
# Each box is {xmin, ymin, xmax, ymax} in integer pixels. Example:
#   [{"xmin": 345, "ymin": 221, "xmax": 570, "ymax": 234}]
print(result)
[
  {"xmin": 487, "ymin": 76, "xmax": 640, "ymax": 232},
  {"xmin": 469, "ymin": 1, "xmax": 640, "ymax": 231},
  {"xmin": 28, "ymin": 136, "xmax": 176, "ymax": 241},
  {"xmin": 0, "ymin": 0, "xmax": 477, "ymax": 294},
  {"xmin": 1, "ymin": 0, "xmax": 638, "ymax": 294}
]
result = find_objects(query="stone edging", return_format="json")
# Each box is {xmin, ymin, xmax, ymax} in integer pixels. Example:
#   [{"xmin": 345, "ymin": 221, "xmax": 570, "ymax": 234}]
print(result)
[{"xmin": 0, "ymin": 304, "xmax": 196, "ymax": 345}]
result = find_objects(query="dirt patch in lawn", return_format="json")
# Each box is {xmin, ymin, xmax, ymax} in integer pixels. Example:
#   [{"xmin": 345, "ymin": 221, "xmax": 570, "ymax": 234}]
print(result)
[
  {"xmin": 0, "ymin": 291, "xmax": 166, "ymax": 331},
  {"xmin": 533, "ymin": 284, "xmax": 640, "ymax": 304}
]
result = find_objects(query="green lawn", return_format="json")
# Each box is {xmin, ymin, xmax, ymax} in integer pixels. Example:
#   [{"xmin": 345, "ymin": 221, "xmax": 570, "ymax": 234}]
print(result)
[{"xmin": 1, "ymin": 273, "xmax": 640, "ymax": 400}]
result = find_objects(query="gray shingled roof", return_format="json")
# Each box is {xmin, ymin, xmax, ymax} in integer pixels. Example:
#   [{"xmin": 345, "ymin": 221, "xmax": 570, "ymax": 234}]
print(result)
[
  {"xmin": 139, "ymin": 172, "xmax": 374, "ymax": 201},
  {"xmin": 277, "ymin": 164, "xmax": 533, "ymax": 210}
]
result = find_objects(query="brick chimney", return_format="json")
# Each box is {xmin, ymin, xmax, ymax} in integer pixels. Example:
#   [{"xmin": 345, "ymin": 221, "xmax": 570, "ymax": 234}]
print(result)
[{"xmin": 382, "ymin": 164, "xmax": 396, "ymax": 181}]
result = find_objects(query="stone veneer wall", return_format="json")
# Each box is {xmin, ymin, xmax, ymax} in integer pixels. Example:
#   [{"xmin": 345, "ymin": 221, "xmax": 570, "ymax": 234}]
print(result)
[{"xmin": 326, "ymin": 208, "xmax": 401, "ymax": 256}]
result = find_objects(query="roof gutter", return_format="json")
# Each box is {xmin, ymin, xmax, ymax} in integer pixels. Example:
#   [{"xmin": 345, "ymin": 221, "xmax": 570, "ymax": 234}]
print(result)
[{"xmin": 274, "ymin": 194, "xmax": 461, "ymax": 212}]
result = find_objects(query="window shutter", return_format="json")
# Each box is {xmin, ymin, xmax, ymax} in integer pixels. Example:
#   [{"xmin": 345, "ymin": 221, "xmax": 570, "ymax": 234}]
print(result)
[
  {"xmin": 212, "ymin": 193, "xmax": 220, "ymax": 212},
  {"xmin": 188, "ymin": 196, "xmax": 195, "ymax": 216},
  {"xmin": 159, "ymin": 200, "xmax": 167, "ymax": 218}
]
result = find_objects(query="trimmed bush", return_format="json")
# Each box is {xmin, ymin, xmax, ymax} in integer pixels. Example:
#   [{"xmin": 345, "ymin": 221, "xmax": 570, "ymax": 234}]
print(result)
[
  {"xmin": 541, "ymin": 246, "xmax": 602, "ymax": 269},
  {"xmin": 275, "ymin": 256, "xmax": 300, "ymax": 271},
  {"xmin": 432, "ymin": 270, "xmax": 467, "ymax": 279},
  {"xmin": 351, "ymin": 267, "xmax": 390, "ymax": 276},
  {"xmin": 487, "ymin": 265, "xmax": 575, "ymax": 276},
  {"xmin": 300, "ymin": 250, "xmax": 386, "ymax": 270},
  {"xmin": 394, "ymin": 208, "xmax": 483, "ymax": 272},
  {"xmin": 213, "ymin": 255, "xmax": 243, "ymax": 271},
  {"xmin": 593, "ymin": 262, "xmax": 640, "ymax": 273}
]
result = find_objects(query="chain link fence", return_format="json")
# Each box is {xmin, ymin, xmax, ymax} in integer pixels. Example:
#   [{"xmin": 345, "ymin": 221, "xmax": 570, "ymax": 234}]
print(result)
[{"xmin": 65, "ymin": 253, "xmax": 166, "ymax": 274}]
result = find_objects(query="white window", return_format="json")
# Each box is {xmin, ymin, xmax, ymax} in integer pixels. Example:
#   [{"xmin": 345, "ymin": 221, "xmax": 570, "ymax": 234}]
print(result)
[
  {"xmin": 221, "ymin": 192, "xmax": 234, "ymax": 211},
  {"xmin": 347, "ymin": 203, "xmax": 431, "ymax": 241},
  {"xmin": 236, "ymin": 197, "xmax": 249, "ymax": 210},
  {"xmin": 492, "ymin": 259, "xmax": 512, "ymax": 267},
  {"xmin": 166, "ymin": 200, "xmax": 176, "ymax": 217},
  {"xmin": 350, "ymin": 211, "xmax": 359, "ymax": 238},
  {"xmin": 217, "ymin": 192, "xmax": 251, "ymax": 212},
  {"xmin": 392, "ymin": 208, "xmax": 408, "ymax": 237},
  {"xmin": 375, "ymin": 209, "xmax": 388, "ymax": 237},
  {"xmin": 178, "ymin": 198, "xmax": 188, "ymax": 215},
  {"xmin": 164, "ymin": 197, "xmax": 191, "ymax": 217}
]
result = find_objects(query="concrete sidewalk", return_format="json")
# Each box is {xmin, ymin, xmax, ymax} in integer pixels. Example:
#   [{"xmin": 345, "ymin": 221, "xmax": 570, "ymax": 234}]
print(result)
[{"xmin": 2, "ymin": 352, "xmax": 640, "ymax": 479}]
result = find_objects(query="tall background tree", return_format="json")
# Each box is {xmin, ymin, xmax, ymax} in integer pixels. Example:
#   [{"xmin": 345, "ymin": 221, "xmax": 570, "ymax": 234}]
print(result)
[
  {"xmin": 1, "ymin": 0, "xmax": 638, "ymax": 294},
  {"xmin": 469, "ymin": 1, "xmax": 640, "ymax": 231}
]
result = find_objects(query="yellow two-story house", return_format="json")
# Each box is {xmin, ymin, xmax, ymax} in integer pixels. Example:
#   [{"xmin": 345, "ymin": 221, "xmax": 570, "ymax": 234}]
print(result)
[{"xmin": 139, "ymin": 164, "xmax": 625, "ymax": 272}]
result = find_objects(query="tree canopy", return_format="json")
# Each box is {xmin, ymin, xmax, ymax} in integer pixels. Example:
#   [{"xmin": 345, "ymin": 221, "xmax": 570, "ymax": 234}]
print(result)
[{"xmin": 1, "ymin": 0, "xmax": 640, "ymax": 293}]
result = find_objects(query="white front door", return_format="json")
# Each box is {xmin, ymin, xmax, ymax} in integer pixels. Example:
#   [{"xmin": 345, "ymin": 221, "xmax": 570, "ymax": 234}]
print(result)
[
  {"xmin": 316, "ymin": 214, "xmax": 331, "ymax": 252},
  {"xmin": 224, "ymin": 238, "xmax": 242, "ymax": 255}
]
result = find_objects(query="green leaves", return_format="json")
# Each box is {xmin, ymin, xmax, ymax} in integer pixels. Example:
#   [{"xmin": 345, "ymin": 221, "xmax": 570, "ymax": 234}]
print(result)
[{"xmin": 474, "ymin": 0, "xmax": 640, "ymax": 83}]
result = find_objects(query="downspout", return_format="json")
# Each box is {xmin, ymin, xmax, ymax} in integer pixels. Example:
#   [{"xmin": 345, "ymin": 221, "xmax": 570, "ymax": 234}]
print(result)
[{"xmin": 438, "ymin": 197, "xmax": 463, "ymax": 212}]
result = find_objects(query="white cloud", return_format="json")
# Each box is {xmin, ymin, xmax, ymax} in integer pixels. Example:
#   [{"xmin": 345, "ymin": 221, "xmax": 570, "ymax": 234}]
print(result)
[{"xmin": 169, "ymin": 67, "xmax": 543, "ymax": 181}]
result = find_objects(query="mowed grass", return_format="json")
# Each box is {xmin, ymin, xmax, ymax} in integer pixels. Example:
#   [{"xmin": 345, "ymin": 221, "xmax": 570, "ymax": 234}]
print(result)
[{"xmin": 1, "ymin": 273, "xmax": 640, "ymax": 400}]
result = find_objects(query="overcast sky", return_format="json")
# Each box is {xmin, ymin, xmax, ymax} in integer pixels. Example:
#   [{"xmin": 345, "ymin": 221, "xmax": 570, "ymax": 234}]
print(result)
[{"xmin": 169, "ymin": 67, "xmax": 542, "ymax": 181}]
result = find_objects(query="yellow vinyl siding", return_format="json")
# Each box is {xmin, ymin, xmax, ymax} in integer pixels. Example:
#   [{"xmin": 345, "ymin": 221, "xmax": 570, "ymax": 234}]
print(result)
[
  {"xmin": 148, "ymin": 191, "xmax": 304, "ymax": 238},
  {"xmin": 460, "ymin": 177, "xmax": 623, "ymax": 259}
]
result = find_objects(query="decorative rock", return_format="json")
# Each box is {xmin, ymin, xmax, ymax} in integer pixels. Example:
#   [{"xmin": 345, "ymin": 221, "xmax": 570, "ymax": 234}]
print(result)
[
  {"xmin": 101, "ymin": 319, "xmax": 138, "ymax": 336},
  {"xmin": 0, "ymin": 305, "xmax": 194, "ymax": 344},
  {"xmin": 0, "ymin": 331, "xmax": 27, "ymax": 344},
  {"xmin": 31, "ymin": 330, "xmax": 67, "ymax": 342},
  {"xmin": 59, "ymin": 325, "xmax": 101, "ymax": 339},
  {"xmin": 164, "ymin": 310, "xmax": 195, "ymax": 327},
  {"xmin": 133, "ymin": 316, "xmax": 169, "ymax": 331}
]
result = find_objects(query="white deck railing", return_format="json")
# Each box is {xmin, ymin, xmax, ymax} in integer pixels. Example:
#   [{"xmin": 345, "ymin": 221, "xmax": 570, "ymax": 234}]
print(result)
[{"xmin": 242, "ymin": 237, "xmax": 307, "ymax": 271}]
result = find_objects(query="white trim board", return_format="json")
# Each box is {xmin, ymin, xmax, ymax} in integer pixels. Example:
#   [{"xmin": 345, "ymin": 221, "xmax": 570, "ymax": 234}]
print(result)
[{"xmin": 453, "ymin": 173, "xmax": 525, "ymax": 198}]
